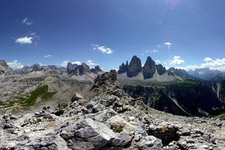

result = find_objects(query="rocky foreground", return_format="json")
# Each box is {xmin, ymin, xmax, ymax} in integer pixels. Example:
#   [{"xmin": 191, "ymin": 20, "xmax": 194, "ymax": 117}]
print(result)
[{"xmin": 0, "ymin": 70, "xmax": 225, "ymax": 150}]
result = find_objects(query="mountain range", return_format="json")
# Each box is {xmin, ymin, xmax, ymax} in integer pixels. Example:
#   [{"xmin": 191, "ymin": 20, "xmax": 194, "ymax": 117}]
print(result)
[
  {"xmin": 1, "ymin": 56, "xmax": 225, "ymax": 117},
  {"xmin": 116, "ymin": 56, "xmax": 225, "ymax": 116},
  {"xmin": 1, "ymin": 56, "xmax": 225, "ymax": 149}
]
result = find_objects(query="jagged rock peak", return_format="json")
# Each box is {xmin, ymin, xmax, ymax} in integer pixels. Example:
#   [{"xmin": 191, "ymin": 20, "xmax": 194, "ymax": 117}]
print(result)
[
  {"xmin": 156, "ymin": 64, "xmax": 166, "ymax": 75},
  {"xmin": 90, "ymin": 65, "xmax": 102, "ymax": 73},
  {"xmin": 32, "ymin": 64, "xmax": 42, "ymax": 72},
  {"xmin": 92, "ymin": 70, "xmax": 117, "ymax": 88},
  {"xmin": 66, "ymin": 62, "xmax": 90, "ymax": 75},
  {"xmin": 143, "ymin": 56, "xmax": 156, "ymax": 79},
  {"xmin": 66, "ymin": 62, "xmax": 102, "ymax": 76},
  {"xmin": 118, "ymin": 61, "xmax": 128, "ymax": 74},
  {"xmin": 90, "ymin": 70, "xmax": 119, "ymax": 95},
  {"xmin": 0, "ymin": 60, "xmax": 9, "ymax": 69},
  {"xmin": 127, "ymin": 56, "xmax": 142, "ymax": 78}
]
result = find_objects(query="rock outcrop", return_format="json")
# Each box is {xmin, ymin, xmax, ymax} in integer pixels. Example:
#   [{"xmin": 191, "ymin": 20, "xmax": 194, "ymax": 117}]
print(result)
[
  {"xmin": 143, "ymin": 56, "xmax": 156, "ymax": 79},
  {"xmin": 118, "ymin": 56, "xmax": 177, "ymax": 81},
  {"xmin": 66, "ymin": 62, "xmax": 101, "ymax": 76},
  {"xmin": 0, "ymin": 60, "xmax": 12, "ymax": 75},
  {"xmin": 168, "ymin": 67, "xmax": 192, "ymax": 79},
  {"xmin": 0, "ymin": 60, "xmax": 9, "ymax": 69},
  {"xmin": 118, "ymin": 61, "xmax": 128, "ymax": 74},
  {"xmin": 90, "ymin": 65, "xmax": 102, "ymax": 74},
  {"xmin": 32, "ymin": 64, "xmax": 42, "ymax": 72},
  {"xmin": 127, "ymin": 56, "xmax": 142, "ymax": 78}
]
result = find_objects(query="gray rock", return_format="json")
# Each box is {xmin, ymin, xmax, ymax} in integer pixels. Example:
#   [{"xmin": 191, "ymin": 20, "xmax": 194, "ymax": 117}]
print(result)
[
  {"xmin": 127, "ymin": 56, "xmax": 142, "ymax": 78},
  {"xmin": 14, "ymin": 134, "xmax": 58, "ymax": 150},
  {"xmin": 138, "ymin": 136, "xmax": 163, "ymax": 150},
  {"xmin": 143, "ymin": 56, "xmax": 156, "ymax": 79},
  {"xmin": 118, "ymin": 61, "xmax": 128, "ymax": 74},
  {"xmin": 32, "ymin": 64, "xmax": 42, "ymax": 72},
  {"xmin": 112, "ymin": 133, "xmax": 133, "ymax": 147},
  {"xmin": 60, "ymin": 118, "xmax": 116, "ymax": 150}
]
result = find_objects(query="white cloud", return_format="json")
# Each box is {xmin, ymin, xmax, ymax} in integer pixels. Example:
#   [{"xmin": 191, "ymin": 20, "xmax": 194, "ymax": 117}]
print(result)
[
  {"xmin": 204, "ymin": 57, "xmax": 213, "ymax": 62},
  {"xmin": 60, "ymin": 60, "xmax": 82, "ymax": 67},
  {"xmin": 15, "ymin": 36, "xmax": 33, "ymax": 44},
  {"xmin": 86, "ymin": 60, "xmax": 98, "ymax": 68},
  {"xmin": 200, "ymin": 58, "xmax": 225, "ymax": 71},
  {"xmin": 179, "ymin": 57, "xmax": 225, "ymax": 72},
  {"xmin": 92, "ymin": 44, "xmax": 113, "ymax": 54},
  {"xmin": 61, "ymin": 60, "xmax": 98, "ymax": 68},
  {"xmin": 152, "ymin": 49, "xmax": 159, "ymax": 53},
  {"xmin": 22, "ymin": 18, "xmax": 33, "ymax": 25},
  {"xmin": 169, "ymin": 56, "xmax": 185, "ymax": 65},
  {"xmin": 7, "ymin": 60, "xmax": 24, "ymax": 69},
  {"xmin": 44, "ymin": 55, "xmax": 52, "ymax": 58},
  {"xmin": 164, "ymin": 42, "xmax": 172, "ymax": 49},
  {"xmin": 156, "ymin": 60, "xmax": 161, "ymax": 64}
]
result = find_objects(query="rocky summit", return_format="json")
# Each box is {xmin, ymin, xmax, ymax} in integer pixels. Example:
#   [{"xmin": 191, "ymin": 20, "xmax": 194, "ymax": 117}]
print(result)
[
  {"xmin": 0, "ymin": 70, "xmax": 225, "ymax": 150},
  {"xmin": 118, "ymin": 56, "xmax": 178, "ymax": 82},
  {"xmin": 143, "ymin": 56, "xmax": 156, "ymax": 79},
  {"xmin": 67, "ymin": 62, "xmax": 102, "ymax": 76},
  {"xmin": 127, "ymin": 56, "xmax": 142, "ymax": 78},
  {"xmin": 0, "ymin": 60, "xmax": 12, "ymax": 75}
]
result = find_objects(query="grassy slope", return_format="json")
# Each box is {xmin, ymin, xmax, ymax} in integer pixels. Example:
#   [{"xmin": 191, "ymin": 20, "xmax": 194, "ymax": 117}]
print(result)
[{"xmin": 0, "ymin": 85, "xmax": 56, "ymax": 108}]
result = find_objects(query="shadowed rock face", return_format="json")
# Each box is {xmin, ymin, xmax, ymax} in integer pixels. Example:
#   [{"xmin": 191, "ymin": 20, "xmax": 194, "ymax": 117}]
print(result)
[
  {"xmin": 78, "ymin": 63, "xmax": 90, "ymax": 75},
  {"xmin": 67, "ymin": 62, "xmax": 78, "ymax": 74},
  {"xmin": 90, "ymin": 65, "xmax": 102, "ymax": 74},
  {"xmin": 118, "ymin": 56, "xmax": 177, "ymax": 81},
  {"xmin": 90, "ymin": 70, "xmax": 118, "ymax": 94},
  {"xmin": 118, "ymin": 61, "xmax": 128, "ymax": 74},
  {"xmin": 156, "ymin": 64, "xmax": 166, "ymax": 75},
  {"xmin": 32, "ymin": 64, "xmax": 42, "ymax": 72},
  {"xmin": 0, "ymin": 60, "xmax": 9, "ymax": 69},
  {"xmin": 123, "ymin": 81, "xmax": 225, "ymax": 116},
  {"xmin": 127, "ymin": 56, "xmax": 142, "ymax": 78},
  {"xmin": 212, "ymin": 75, "xmax": 225, "ymax": 102},
  {"xmin": 143, "ymin": 56, "xmax": 156, "ymax": 79},
  {"xmin": 66, "ymin": 62, "xmax": 91, "ymax": 75},
  {"xmin": 168, "ymin": 67, "xmax": 191, "ymax": 79},
  {"xmin": 0, "ymin": 60, "xmax": 12, "ymax": 75}
]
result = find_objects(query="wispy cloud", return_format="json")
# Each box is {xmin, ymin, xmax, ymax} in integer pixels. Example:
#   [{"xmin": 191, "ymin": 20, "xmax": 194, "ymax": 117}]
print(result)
[
  {"xmin": 156, "ymin": 60, "xmax": 161, "ymax": 64},
  {"xmin": 178, "ymin": 57, "xmax": 225, "ymax": 71},
  {"xmin": 7, "ymin": 60, "xmax": 24, "ymax": 69},
  {"xmin": 169, "ymin": 56, "xmax": 185, "ymax": 65},
  {"xmin": 152, "ymin": 49, "xmax": 159, "ymax": 53},
  {"xmin": 86, "ymin": 60, "xmax": 98, "ymax": 68},
  {"xmin": 15, "ymin": 36, "xmax": 33, "ymax": 44},
  {"xmin": 61, "ymin": 60, "xmax": 98, "ymax": 68},
  {"xmin": 200, "ymin": 57, "xmax": 225, "ymax": 71},
  {"xmin": 22, "ymin": 17, "xmax": 33, "ymax": 25},
  {"xmin": 92, "ymin": 44, "xmax": 113, "ymax": 54},
  {"xmin": 164, "ymin": 42, "xmax": 172, "ymax": 49},
  {"xmin": 44, "ymin": 55, "xmax": 52, "ymax": 58},
  {"xmin": 204, "ymin": 57, "xmax": 213, "ymax": 62},
  {"xmin": 60, "ymin": 60, "xmax": 82, "ymax": 67}
]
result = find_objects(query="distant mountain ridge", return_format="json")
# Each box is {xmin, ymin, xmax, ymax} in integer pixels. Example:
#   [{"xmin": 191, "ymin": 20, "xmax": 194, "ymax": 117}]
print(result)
[
  {"xmin": 117, "ymin": 56, "xmax": 179, "ymax": 82},
  {"xmin": 0, "ymin": 59, "xmax": 102, "ymax": 77},
  {"xmin": 188, "ymin": 68, "xmax": 225, "ymax": 80},
  {"xmin": 116, "ymin": 56, "xmax": 225, "ymax": 116}
]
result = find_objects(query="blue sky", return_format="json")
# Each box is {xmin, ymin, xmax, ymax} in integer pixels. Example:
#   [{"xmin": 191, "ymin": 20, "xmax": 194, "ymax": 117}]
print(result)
[{"xmin": 1, "ymin": 0, "xmax": 225, "ymax": 71}]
